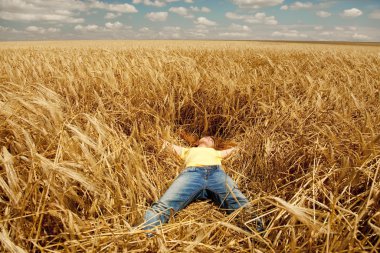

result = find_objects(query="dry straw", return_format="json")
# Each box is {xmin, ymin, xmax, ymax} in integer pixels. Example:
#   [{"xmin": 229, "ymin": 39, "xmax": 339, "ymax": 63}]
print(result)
[{"xmin": 0, "ymin": 40, "xmax": 379, "ymax": 252}]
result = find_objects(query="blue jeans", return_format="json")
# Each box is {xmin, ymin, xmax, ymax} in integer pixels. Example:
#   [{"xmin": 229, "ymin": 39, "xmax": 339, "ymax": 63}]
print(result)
[{"xmin": 142, "ymin": 165, "xmax": 256, "ymax": 231}]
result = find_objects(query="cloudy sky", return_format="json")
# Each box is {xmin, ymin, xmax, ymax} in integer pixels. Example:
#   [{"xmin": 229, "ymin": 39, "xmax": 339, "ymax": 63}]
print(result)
[{"xmin": 1, "ymin": 0, "xmax": 379, "ymax": 42}]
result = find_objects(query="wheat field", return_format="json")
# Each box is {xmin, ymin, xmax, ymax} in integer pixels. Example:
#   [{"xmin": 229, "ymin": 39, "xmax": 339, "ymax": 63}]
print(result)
[{"xmin": 0, "ymin": 40, "xmax": 379, "ymax": 252}]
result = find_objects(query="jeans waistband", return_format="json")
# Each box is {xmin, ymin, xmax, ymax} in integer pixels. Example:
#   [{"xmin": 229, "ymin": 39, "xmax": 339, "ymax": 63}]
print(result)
[{"xmin": 185, "ymin": 165, "xmax": 221, "ymax": 170}]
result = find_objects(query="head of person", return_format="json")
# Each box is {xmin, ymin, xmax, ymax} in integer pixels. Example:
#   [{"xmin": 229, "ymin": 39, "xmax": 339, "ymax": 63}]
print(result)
[{"xmin": 197, "ymin": 136, "xmax": 215, "ymax": 148}]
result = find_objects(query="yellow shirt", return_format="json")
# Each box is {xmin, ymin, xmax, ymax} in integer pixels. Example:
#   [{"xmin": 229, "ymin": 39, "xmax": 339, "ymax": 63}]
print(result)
[{"xmin": 180, "ymin": 147, "xmax": 223, "ymax": 167}]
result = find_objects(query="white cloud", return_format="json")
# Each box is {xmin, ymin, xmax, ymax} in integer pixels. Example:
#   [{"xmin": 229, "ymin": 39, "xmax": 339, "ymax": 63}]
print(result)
[
  {"xmin": 169, "ymin": 6, "xmax": 210, "ymax": 19},
  {"xmin": 47, "ymin": 27, "xmax": 60, "ymax": 32},
  {"xmin": 132, "ymin": 0, "xmax": 180, "ymax": 7},
  {"xmin": 25, "ymin": 26, "xmax": 42, "ymax": 32},
  {"xmin": 314, "ymin": 26, "xmax": 323, "ymax": 30},
  {"xmin": 187, "ymin": 31, "xmax": 206, "ymax": 37},
  {"xmin": 226, "ymin": 12, "xmax": 277, "ymax": 25},
  {"xmin": 91, "ymin": 1, "xmax": 137, "ymax": 13},
  {"xmin": 0, "ymin": 12, "xmax": 84, "ymax": 23},
  {"xmin": 289, "ymin": 1, "xmax": 313, "ymax": 10},
  {"xmin": 104, "ymin": 12, "xmax": 122, "ymax": 19},
  {"xmin": 0, "ymin": 0, "xmax": 87, "ymax": 13},
  {"xmin": 194, "ymin": 17, "xmax": 217, "ymax": 26},
  {"xmin": 0, "ymin": 26, "xmax": 10, "ymax": 32},
  {"xmin": 229, "ymin": 23, "xmax": 251, "ymax": 32},
  {"xmin": 232, "ymin": 0, "xmax": 284, "ymax": 9},
  {"xmin": 132, "ymin": 0, "xmax": 163, "ymax": 7},
  {"xmin": 105, "ymin": 21, "xmax": 123, "ymax": 30},
  {"xmin": 186, "ymin": 25, "xmax": 209, "ymax": 37},
  {"xmin": 190, "ymin": 6, "xmax": 211, "ymax": 13},
  {"xmin": 282, "ymin": 1, "xmax": 334, "ymax": 11},
  {"xmin": 226, "ymin": 12, "xmax": 245, "ymax": 19},
  {"xmin": 219, "ymin": 32, "xmax": 249, "ymax": 37},
  {"xmin": 169, "ymin": 7, "xmax": 188, "ymax": 16},
  {"xmin": 145, "ymin": 12, "xmax": 168, "ymax": 21},
  {"xmin": 353, "ymin": 33, "xmax": 370, "ymax": 40},
  {"xmin": 335, "ymin": 26, "xmax": 344, "ymax": 31},
  {"xmin": 341, "ymin": 8, "xmax": 362, "ymax": 18},
  {"xmin": 188, "ymin": 26, "xmax": 209, "ymax": 34},
  {"xmin": 201, "ymin": 7, "xmax": 211, "ymax": 12},
  {"xmin": 25, "ymin": 22, "xmax": 129, "ymax": 35},
  {"xmin": 0, "ymin": 25, "xmax": 19, "ymax": 33},
  {"xmin": 171, "ymin": 33, "xmax": 181, "ymax": 38},
  {"xmin": 0, "ymin": 0, "xmax": 137, "ymax": 23},
  {"xmin": 163, "ymin": 26, "xmax": 181, "ymax": 32},
  {"xmin": 74, "ymin": 24, "xmax": 100, "ymax": 32},
  {"xmin": 320, "ymin": 31, "xmax": 333, "ymax": 36},
  {"xmin": 158, "ymin": 26, "xmax": 182, "ymax": 38},
  {"xmin": 316, "ymin": 11, "xmax": 331, "ymax": 18},
  {"xmin": 272, "ymin": 30, "xmax": 308, "ymax": 38},
  {"xmin": 25, "ymin": 26, "xmax": 60, "ymax": 34},
  {"xmin": 312, "ymin": 27, "xmax": 377, "ymax": 42},
  {"xmin": 369, "ymin": 10, "xmax": 380, "ymax": 19},
  {"xmin": 139, "ymin": 27, "xmax": 151, "ymax": 32}
]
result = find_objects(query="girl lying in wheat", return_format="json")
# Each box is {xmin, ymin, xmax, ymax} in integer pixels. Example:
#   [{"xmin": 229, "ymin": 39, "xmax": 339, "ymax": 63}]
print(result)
[{"xmin": 140, "ymin": 132, "xmax": 264, "ymax": 236}]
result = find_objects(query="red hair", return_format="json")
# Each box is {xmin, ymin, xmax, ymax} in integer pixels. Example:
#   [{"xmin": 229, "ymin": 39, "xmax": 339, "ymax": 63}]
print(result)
[{"xmin": 178, "ymin": 129, "xmax": 237, "ymax": 150}]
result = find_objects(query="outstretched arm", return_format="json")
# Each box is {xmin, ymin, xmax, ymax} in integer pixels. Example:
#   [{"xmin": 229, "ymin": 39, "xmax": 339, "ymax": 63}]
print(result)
[
  {"xmin": 220, "ymin": 147, "xmax": 238, "ymax": 159},
  {"xmin": 162, "ymin": 140, "xmax": 184, "ymax": 156}
]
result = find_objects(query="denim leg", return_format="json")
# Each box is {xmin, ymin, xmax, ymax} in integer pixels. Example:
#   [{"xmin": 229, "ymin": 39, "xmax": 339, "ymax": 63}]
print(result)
[
  {"xmin": 207, "ymin": 168, "xmax": 264, "ymax": 232},
  {"xmin": 207, "ymin": 169, "xmax": 249, "ymax": 213},
  {"xmin": 141, "ymin": 169, "xmax": 205, "ymax": 231}
]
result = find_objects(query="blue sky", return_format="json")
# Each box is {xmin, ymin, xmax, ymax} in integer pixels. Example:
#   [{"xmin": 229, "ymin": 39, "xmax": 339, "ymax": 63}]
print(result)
[{"xmin": 0, "ymin": 0, "xmax": 379, "ymax": 41}]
